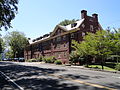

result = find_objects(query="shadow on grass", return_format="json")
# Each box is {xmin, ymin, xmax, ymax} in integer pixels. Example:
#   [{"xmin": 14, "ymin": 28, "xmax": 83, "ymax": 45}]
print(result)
[{"xmin": 105, "ymin": 62, "xmax": 116, "ymax": 69}]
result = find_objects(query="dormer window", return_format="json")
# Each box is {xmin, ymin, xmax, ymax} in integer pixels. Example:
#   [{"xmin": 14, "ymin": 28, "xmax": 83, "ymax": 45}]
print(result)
[{"xmin": 71, "ymin": 23, "xmax": 77, "ymax": 28}]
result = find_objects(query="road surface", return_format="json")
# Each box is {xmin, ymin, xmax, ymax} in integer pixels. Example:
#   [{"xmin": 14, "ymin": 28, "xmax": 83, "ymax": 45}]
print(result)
[{"xmin": 0, "ymin": 61, "xmax": 120, "ymax": 90}]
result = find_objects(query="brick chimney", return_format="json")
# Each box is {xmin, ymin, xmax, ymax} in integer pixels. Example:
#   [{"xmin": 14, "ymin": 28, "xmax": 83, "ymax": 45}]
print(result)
[
  {"xmin": 92, "ymin": 13, "xmax": 98, "ymax": 22},
  {"xmin": 81, "ymin": 10, "xmax": 87, "ymax": 19}
]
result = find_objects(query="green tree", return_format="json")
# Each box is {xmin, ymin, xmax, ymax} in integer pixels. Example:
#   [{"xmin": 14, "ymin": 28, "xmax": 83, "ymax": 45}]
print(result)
[
  {"xmin": 5, "ymin": 49, "xmax": 14, "ymax": 58},
  {"xmin": 59, "ymin": 19, "xmax": 78, "ymax": 26},
  {"xmin": 5, "ymin": 31, "xmax": 29, "ymax": 58},
  {"xmin": 0, "ymin": 0, "xmax": 18, "ymax": 30},
  {"xmin": 72, "ymin": 30, "xmax": 113, "ymax": 69},
  {"xmin": 0, "ymin": 37, "xmax": 5, "ymax": 54},
  {"xmin": 109, "ymin": 28, "xmax": 120, "ymax": 63}
]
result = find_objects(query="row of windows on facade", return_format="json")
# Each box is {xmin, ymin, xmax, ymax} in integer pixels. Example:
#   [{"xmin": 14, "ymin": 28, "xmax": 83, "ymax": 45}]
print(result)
[
  {"xmin": 54, "ymin": 51, "xmax": 67, "ymax": 58},
  {"xmin": 33, "ymin": 51, "xmax": 67, "ymax": 59},
  {"xmin": 26, "ymin": 25, "xmax": 95, "ymax": 51},
  {"xmin": 26, "ymin": 32, "xmax": 86, "ymax": 51},
  {"xmin": 30, "ymin": 42, "xmax": 68, "ymax": 52}
]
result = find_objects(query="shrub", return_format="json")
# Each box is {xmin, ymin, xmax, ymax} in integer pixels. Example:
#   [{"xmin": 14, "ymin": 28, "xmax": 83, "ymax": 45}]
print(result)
[
  {"xmin": 54, "ymin": 60, "xmax": 62, "ymax": 65},
  {"xmin": 69, "ymin": 51, "xmax": 81, "ymax": 65},
  {"xmin": 27, "ymin": 59, "xmax": 37, "ymax": 62},
  {"xmin": 45, "ymin": 58, "xmax": 52, "ymax": 63},
  {"xmin": 36, "ymin": 56, "xmax": 43, "ymax": 62},
  {"xmin": 115, "ymin": 64, "xmax": 120, "ymax": 71},
  {"xmin": 43, "ymin": 56, "xmax": 56, "ymax": 63}
]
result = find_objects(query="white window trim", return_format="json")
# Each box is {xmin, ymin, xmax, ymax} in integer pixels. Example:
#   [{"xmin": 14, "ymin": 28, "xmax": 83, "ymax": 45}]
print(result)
[
  {"xmin": 82, "ymin": 32, "xmax": 85, "ymax": 37},
  {"xmin": 90, "ymin": 25, "xmax": 94, "ymax": 31}
]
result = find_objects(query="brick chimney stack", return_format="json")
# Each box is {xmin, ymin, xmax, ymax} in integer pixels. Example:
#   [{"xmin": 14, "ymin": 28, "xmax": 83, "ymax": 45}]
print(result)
[
  {"xmin": 81, "ymin": 10, "xmax": 87, "ymax": 19},
  {"xmin": 92, "ymin": 13, "xmax": 98, "ymax": 22}
]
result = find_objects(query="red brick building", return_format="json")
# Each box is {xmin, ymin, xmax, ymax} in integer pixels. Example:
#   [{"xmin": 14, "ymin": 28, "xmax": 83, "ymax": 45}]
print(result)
[{"xmin": 24, "ymin": 10, "xmax": 102, "ymax": 64}]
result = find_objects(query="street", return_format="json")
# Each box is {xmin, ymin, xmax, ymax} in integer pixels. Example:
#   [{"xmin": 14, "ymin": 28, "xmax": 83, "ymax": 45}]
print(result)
[{"xmin": 0, "ymin": 61, "xmax": 120, "ymax": 90}]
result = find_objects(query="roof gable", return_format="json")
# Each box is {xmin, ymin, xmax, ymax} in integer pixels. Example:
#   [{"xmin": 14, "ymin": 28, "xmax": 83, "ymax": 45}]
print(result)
[
  {"xmin": 50, "ymin": 19, "xmax": 84, "ymax": 37},
  {"xmin": 50, "ymin": 25, "xmax": 68, "ymax": 37},
  {"xmin": 65, "ymin": 19, "xmax": 84, "ymax": 30}
]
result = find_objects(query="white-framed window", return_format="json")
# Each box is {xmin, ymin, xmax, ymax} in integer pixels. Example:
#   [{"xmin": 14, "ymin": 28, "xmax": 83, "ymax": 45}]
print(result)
[
  {"xmin": 71, "ymin": 33, "xmax": 74, "ymax": 38},
  {"xmin": 53, "ymin": 38, "xmax": 56, "ymax": 42},
  {"xmin": 64, "ymin": 52, "xmax": 67, "ymax": 57},
  {"xmin": 89, "ymin": 18, "xmax": 93, "ymax": 22},
  {"xmin": 90, "ymin": 25, "xmax": 94, "ymax": 31},
  {"xmin": 98, "ymin": 27, "xmax": 101, "ymax": 30},
  {"xmin": 56, "ymin": 36, "xmax": 61, "ymax": 42},
  {"xmin": 58, "ymin": 52, "xmax": 61, "ymax": 58},
  {"xmin": 63, "ymin": 35, "xmax": 66, "ymax": 40},
  {"xmin": 57, "ymin": 44, "xmax": 61, "ymax": 49},
  {"xmin": 57, "ymin": 29, "xmax": 61, "ymax": 34},
  {"xmin": 82, "ymin": 32, "xmax": 85, "ymax": 37},
  {"xmin": 82, "ymin": 24, "xmax": 85, "ymax": 28}
]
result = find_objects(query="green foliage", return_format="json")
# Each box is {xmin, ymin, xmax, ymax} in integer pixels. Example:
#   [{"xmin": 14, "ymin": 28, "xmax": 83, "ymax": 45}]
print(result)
[
  {"xmin": 88, "ymin": 65, "xmax": 116, "ymax": 71},
  {"xmin": 115, "ymin": 64, "xmax": 120, "ymax": 71},
  {"xmin": 27, "ymin": 59, "xmax": 37, "ymax": 62},
  {"xmin": 5, "ymin": 50, "xmax": 14, "ymax": 58},
  {"xmin": 0, "ymin": 37, "xmax": 4, "ymax": 54},
  {"xmin": 44, "ymin": 56, "xmax": 56, "ymax": 63},
  {"xmin": 59, "ymin": 19, "xmax": 78, "ymax": 26},
  {"xmin": 27, "ymin": 56, "xmax": 44, "ymax": 62},
  {"xmin": 4, "ymin": 31, "xmax": 29, "ymax": 58},
  {"xmin": 36, "ymin": 56, "xmax": 43, "ymax": 62},
  {"xmin": 0, "ymin": 0, "xmax": 18, "ymax": 30},
  {"xmin": 54, "ymin": 60, "xmax": 62, "ymax": 65},
  {"xmin": 71, "ymin": 30, "xmax": 120, "ymax": 68},
  {"xmin": 44, "ymin": 57, "xmax": 52, "ymax": 63},
  {"xmin": 69, "ymin": 51, "xmax": 80, "ymax": 65}
]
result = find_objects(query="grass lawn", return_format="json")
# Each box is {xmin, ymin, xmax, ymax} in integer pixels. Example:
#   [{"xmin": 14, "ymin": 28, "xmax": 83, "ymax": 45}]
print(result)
[
  {"xmin": 88, "ymin": 65, "xmax": 117, "ymax": 71},
  {"xmin": 88, "ymin": 62, "xmax": 120, "ymax": 71}
]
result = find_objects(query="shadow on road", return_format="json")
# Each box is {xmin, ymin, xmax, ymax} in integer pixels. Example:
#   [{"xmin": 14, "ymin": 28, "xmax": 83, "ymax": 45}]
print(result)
[
  {"xmin": 0, "ymin": 62, "xmax": 118, "ymax": 90},
  {"xmin": 16, "ymin": 78, "xmax": 80, "ymax": 90}
]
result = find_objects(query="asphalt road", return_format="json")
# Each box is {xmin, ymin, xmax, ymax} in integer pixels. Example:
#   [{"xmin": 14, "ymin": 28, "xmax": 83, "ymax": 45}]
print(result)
[{"xmin": 0, "ymin": 61, "xmax": 120, "ymax": 90}]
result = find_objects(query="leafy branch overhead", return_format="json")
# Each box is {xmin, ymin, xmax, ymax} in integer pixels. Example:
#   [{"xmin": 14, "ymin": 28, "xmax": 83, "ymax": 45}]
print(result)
[{"xmin": 0, "ymin": 0, "xmax": 18, "ymax": 30}]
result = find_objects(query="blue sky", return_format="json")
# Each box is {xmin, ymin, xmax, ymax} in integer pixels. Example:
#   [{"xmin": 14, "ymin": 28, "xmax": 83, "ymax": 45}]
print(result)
[{"xmin": 1, "ymin": 0, "xmax": 120, "ymax": 39}]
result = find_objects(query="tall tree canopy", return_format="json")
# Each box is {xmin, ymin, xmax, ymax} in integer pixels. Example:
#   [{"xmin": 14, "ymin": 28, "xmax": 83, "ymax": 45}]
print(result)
[
  {"xmin": 0, "ymin": 37, "xmax": 4, "ymax": 54},
  {"xmin": 59, "ymin": 19, "xmax": 78, "ymax": 26},
  {"xmin": 0, "ymin": 0, "xmax": 18, "ymax": 30},
  {"xmin": 5, "ymin": 31, "xmax": 29, "ymax": 58},
  {"xmin": 71, "ymin": 29, "xmax": 120, "ymax": 69}
]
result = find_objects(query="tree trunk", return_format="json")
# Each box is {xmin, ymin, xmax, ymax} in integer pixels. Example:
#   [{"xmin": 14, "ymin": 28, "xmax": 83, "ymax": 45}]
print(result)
[
  {"xmin": 101, "ymin": 56, "xmax": 104, "ymax": 70},
  {"xmin": 13, "ymin": 52, "xmax": 16, "ymax": 58}
]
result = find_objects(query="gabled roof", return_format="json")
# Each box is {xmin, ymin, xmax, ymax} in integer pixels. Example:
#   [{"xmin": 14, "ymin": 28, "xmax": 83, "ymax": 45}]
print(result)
[
  {"xmin": 62, "ymin": 19, "xmax": 84, "ymax": 30},
  {"xmin": 50, "ymin": 25, "xmax": 68, "ymax": 37},
  {"xmin": 50, "ymin": 18, "xmax": 84, "ymax": 37}
]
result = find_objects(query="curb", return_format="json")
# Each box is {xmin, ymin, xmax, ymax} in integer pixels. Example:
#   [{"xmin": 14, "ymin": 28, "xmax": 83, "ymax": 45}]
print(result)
[{"xmin": 69, "ymin": 65, "xmax": 120, "ymax": 74}]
